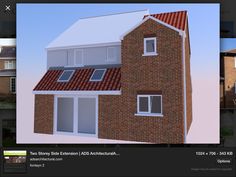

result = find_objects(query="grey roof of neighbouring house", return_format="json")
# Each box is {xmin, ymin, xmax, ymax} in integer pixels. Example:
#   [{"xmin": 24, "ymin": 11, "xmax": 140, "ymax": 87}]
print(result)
[
  {"xmin": 0, "ymin": 69, "xmax": 16, "ymax": 76},
  {"xmin": 0, "ymin": 46, "xmax": 16, "ymax": 58}
]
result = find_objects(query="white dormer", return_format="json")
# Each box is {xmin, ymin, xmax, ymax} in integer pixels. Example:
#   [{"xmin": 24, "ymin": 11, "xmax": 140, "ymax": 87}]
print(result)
[{"xmin": 46, "ymin": 10, "xmax": 149, "ymax": 69}]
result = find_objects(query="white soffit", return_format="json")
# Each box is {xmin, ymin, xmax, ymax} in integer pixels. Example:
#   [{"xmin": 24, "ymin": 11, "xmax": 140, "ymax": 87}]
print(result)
[{"xmin": 47, "ymin": 10, "xmax": 149, "ymax": 49}]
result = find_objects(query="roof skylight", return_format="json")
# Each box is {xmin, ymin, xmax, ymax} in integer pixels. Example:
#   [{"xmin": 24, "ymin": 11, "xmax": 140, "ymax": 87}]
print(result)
[
  {"xmin": 58, "ymin": 70, "xmax": 75, "ymax": 82},
  {"xmin": 90, "ymin": 69, "xmax": 106, "ymax": 81}
]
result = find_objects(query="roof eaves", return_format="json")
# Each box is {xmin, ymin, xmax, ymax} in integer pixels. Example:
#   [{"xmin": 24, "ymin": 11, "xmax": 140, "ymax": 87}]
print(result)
[{"xmin": 46, "ymin": 42, "xmax": 121, "ymax": 51}]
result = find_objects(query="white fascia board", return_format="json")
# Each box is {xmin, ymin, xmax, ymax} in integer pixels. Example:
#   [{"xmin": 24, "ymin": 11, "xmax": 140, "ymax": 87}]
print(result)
[
  {"xmin": 46, "ymin": 42, "xmax": 121, "ymax": 51},
  {"xmin": 0, "ymin": 57, "xmax": 16, "ymax": 60},
  {"xmin": 33, "ymin": 90, "xmax": 121, "ymax": 95},
  {"xmin": 0, "ymin": 74, "xmax": 16, "ymax": 77},
  {"xmin": 120, "ymin": 16, "xmax": 184, "ymax": 40}
]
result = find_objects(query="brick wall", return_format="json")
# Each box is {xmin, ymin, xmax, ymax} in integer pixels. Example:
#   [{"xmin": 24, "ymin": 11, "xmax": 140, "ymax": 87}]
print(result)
[
  {"xmin": 0, "ymin": 60, "xmax": 4, "ymax": 70},
  {"xmin": 99, "ymin": 19, "xmax": 188, "ymax": 143},
  {"xmin": 223, "ymin": 56, "xmax": 236, "ymax": 108},
  {"xmin": 0, "ymin": 77, "xmax": 11, "ymax": 94},
  {"xmin": 34, "ymin": 94, "xmax": 54, "ymax": 134}
]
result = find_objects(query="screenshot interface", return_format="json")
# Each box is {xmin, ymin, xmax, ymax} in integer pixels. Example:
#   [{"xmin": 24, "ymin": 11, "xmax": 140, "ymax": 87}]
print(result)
[{"xmin": 0, "ymin": 0, "xmax": 235, "ymax": 176}]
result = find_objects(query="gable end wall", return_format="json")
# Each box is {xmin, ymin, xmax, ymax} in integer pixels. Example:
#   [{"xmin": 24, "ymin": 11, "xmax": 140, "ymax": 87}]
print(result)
[{"xmin": 99, "ymin": 19, "xmax": 186, "ymax": 143}]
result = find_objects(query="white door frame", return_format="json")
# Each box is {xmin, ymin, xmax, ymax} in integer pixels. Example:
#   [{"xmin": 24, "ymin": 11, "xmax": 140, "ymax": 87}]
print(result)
[{"xmin": 53, "ymin": 95, "xmax": 98, "ymax": 137}]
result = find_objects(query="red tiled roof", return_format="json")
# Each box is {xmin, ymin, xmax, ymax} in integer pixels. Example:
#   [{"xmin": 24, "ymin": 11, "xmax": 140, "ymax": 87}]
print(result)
[
  {"xmin": 144, "ymin": 11, "xmax": 187, "ymax": 31},
  {"xmin": 34, "ymin": 67, "xmax": 121, "ymax": 91}
]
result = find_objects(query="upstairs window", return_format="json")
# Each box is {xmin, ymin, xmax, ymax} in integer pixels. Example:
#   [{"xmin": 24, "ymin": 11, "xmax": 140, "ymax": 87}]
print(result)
[
  {"xmin": 137, "ymin": 95, "xmax": 162, "ymax": 116},
  {"xmin": 90, "ymin": 69, "xmax": 106, "ymax": 81},
  {"xmin": 107, "ymin": 47, "xmax": 116, "ymax": 62},
  {"xmin": 58, "ymin": 70, "xmax": 74, "ymax": 82},
  {"xmin": 143, "ymin": 37, "xmax": 157, "ymax": 56},
  {"xmin": 74, "ymin": 49, "xmax": 83, "ymax": 66},
  {"xmin": 4, "ymin": 61, "xmax": 16, "ymax": 69}
]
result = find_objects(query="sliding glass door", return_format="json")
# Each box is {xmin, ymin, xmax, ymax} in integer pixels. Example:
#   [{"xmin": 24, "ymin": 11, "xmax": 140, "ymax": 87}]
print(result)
[
  {"xmin": 55, "ymin": 96, "xmax": 97, "ymax": 136},
  {"xmin": 57, "ymin": 97, "xmax": 74, "ymax": 132}
]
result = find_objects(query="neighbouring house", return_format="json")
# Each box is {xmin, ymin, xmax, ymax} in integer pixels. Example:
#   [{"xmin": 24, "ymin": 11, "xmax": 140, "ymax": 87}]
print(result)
[
  {"xmin": 220, "ymin": 49, "xmax": 236, "ymax": 109},
  {"xmin": 0, "ymin": 46, "xmax": 16, "ymax": 95},
  {"xmin": 33, "ymin": 10, "xmax": 192, "ymax": 143}
]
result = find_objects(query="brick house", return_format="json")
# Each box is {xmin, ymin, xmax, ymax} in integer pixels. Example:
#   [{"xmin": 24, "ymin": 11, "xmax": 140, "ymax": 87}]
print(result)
[
  {"xmin": 0, "ymin": 46, "xmax": 16, "ymax": 95},
  {"xmin": 33, "ymin": 10, "xmax": 192, "ymax": 143},
  {"xmin": 220, "ymin": 49, "xmax": 236, "ymax": 109}
]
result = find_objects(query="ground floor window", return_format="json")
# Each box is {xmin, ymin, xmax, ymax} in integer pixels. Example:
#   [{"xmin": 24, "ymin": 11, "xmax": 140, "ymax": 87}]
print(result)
[{"xmin": 137, "ymin": 95, "xmax": 162, "ymax": 116}]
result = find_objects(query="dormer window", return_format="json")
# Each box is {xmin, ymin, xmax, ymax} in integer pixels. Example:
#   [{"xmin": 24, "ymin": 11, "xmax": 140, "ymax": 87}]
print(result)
[
  {"xmin": 107, "ymin": 47, "xmax": 116, "ymax": 62},
  {"xmin": 74, "ymin": 49, "xmax": 83, "ymax": 66},
  {"xmin": 58, "ymin": 70, "xmax": 74, "ymax": 82},
  {"xmin": 90, "ymin": 69, "xmax": 106, "ymax": 81},
  {"xmin": 143, "ymin": 37, "xmax": 157, "ymax": 56}
]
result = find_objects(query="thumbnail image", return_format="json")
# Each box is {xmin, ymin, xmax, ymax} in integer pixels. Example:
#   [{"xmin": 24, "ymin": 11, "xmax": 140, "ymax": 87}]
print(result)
[
  {"xmin": 17, "ymin": 4, "xmax": 219, "ymax": 144},
  {"xmin": 220, "ymin": 50, "xmax": 236, "ymax": 108},
  {"xmin": 221, "ymin": 1, "xmax": 236, "ymax": 38},
  {"xmin": 0, "ymin": 39, "xmax": 16, "ymax": 109},
  {"xmin": 3, "ymin": 150, "xmax": 27, "ymax": 173},
  {"xmin": 0, "ymin": 38, "xmax": 16, "ymax": 146},
  {"xmin": 0, "ymin": 21, "xmax": 16, "ymax": 38},
  {"xmin": 220, "ymin": 38, "xmax": 236, "ymax": 147},
  {"xmin": 0, "ymin": 110, "xmax": 16, "ymax": 147}
]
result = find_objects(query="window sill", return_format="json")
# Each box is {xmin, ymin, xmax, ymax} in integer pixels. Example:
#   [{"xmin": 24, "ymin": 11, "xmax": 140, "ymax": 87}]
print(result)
[
  {"xmin": 142, "ymin": 53, "xmax": 158, "ymax": 57},
  {"xmin": 135, "ymin": 113, "xmax": 163, "ymax": 117}
]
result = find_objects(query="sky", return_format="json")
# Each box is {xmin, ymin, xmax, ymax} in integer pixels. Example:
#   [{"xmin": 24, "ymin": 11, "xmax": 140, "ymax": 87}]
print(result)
[{"xmin": 16, "ymin": 4, "xmax": 220, "ymax": 143}]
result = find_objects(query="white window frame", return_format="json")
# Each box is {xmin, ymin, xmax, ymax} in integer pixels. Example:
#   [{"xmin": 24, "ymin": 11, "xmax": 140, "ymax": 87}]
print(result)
[
  {"xmin": 106, "ymin": 47, "xmax": 116, "ymax": 62},
  {"xmin": 89, "ymin": 69, "xmax": 106, "ymax": 82},
  {"xmin": 143, "ymin": 37, "xmax": 157, "ymax": 56},
  {"xmin": 57, "ymin": 70, "xmax": 75, "ymax": 82},
  {"xmin": 74, "ymin": 49, "xmax": 84, "ymax": 66},
  {"xmin": 10, "ymin": 77, "xmax": 16, "ymax": 93},
  {"xmin": 54, "ymin": 95, "xmax": 98, "ymax": 137},
  {"xmin": 136, "ymin": 94, "xmax": 163, "ymax": 117},
  {"xmin": 4, "ymin": 61, "xmax": 16, "ymax": 69}
]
